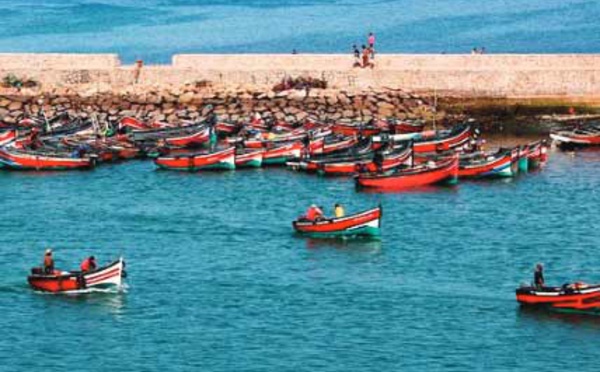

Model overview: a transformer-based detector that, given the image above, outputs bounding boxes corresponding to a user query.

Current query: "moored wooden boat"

[0,147,96,171]
[164,126,210,147]
[308,136,358,156]
[550,127,600,147]
[516,283,600,314]
[318,146,411,176]
[235,148,264,168]
[155,146,235,171]
[293,206,382,238]
[262,142,304,165]
[356,156,458,190]
[525,140,549,169]
[413,125,471,153]
[28,257,125,293]
[459,150,513,178]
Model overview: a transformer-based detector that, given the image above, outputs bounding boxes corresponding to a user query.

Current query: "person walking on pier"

[367,32,376,59]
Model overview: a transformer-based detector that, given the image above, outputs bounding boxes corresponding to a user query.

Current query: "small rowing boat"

[356,156,458,190]
[28,257,126,293]
[154,147,235,171]
[293,206,382,238]
[516,283,600,315]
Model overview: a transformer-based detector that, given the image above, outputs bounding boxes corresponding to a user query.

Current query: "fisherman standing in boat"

[534,263,545,289]
[334,203,345,218]
[80,256,97,272]
[43,248,54,274]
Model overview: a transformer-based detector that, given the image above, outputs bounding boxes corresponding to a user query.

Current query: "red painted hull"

[332,123,381,137]
[319,147,411,176]
[28,258,125,293]
[309,136,358,155]
[262,142,304,163]
[458,152,512,178]
[0,148,94,170]
[235,149,264,167]
[293,206,381,235]
[391,121,425,134]
[165,126,210,147]
[356,156,458,190]
[119,116,149,130]
[215,122,239,135]
[155,147,235,171]
[413,126,471,153]
[516,284,600,311]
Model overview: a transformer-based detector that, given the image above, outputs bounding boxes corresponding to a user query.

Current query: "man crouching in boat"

[304,204,324,221]
[80,256,97,272]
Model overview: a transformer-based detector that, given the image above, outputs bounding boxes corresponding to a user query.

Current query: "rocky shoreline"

[1,84,599,132]
[0,84,441,126]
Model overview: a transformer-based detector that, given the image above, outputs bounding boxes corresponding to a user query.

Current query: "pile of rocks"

[0,83,441,125]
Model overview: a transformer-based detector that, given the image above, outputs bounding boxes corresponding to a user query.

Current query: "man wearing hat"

[43,248,54,275]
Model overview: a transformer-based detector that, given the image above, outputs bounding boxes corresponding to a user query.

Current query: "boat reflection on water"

[37,287,128,317]
[303,236,383,254]
[517,306,600,329]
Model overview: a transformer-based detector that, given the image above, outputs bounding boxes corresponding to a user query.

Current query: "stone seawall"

[0,53,599,125]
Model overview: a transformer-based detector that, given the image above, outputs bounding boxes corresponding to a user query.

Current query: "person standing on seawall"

[368,32,376,59]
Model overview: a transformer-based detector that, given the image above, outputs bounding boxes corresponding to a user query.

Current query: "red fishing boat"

[293,206,382,238]
[525,140,549,169]
[262,142,304,165]
[516,283,600,314]
[119,116,150,131]
[235,148,263,168]
[164,126,210,147]
[155,146,235,171]
[0,148,96,171]
[215,121,240,135]
[550,126,600,147]
[413,125,471,153]
[129,123,208,147]
[308,136,358,156]
[459,150,514,178]
[356,156,459,190]
[318,146,411,176]
[28,257,126,293]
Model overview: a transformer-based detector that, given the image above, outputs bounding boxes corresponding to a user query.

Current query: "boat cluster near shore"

[7,111,600,317]
[0,112,554,192]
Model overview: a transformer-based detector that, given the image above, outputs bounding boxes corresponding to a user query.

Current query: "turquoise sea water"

[1,147,600,371]
[0,0,598,62]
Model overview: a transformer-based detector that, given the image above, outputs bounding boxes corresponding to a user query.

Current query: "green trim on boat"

[518,157,529,173]
[297,226,381,239]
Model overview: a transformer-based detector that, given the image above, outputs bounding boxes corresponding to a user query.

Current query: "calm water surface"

[1,145,599,371]
[0,0,598,62]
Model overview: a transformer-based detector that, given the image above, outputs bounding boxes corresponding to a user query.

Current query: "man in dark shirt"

[534,263,544,289]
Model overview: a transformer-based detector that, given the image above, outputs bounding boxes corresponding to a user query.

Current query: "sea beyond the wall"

[0,0,599,63]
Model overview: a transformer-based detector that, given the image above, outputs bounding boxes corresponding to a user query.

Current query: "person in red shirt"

[305,204,324,221]
[80,256,97,272]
